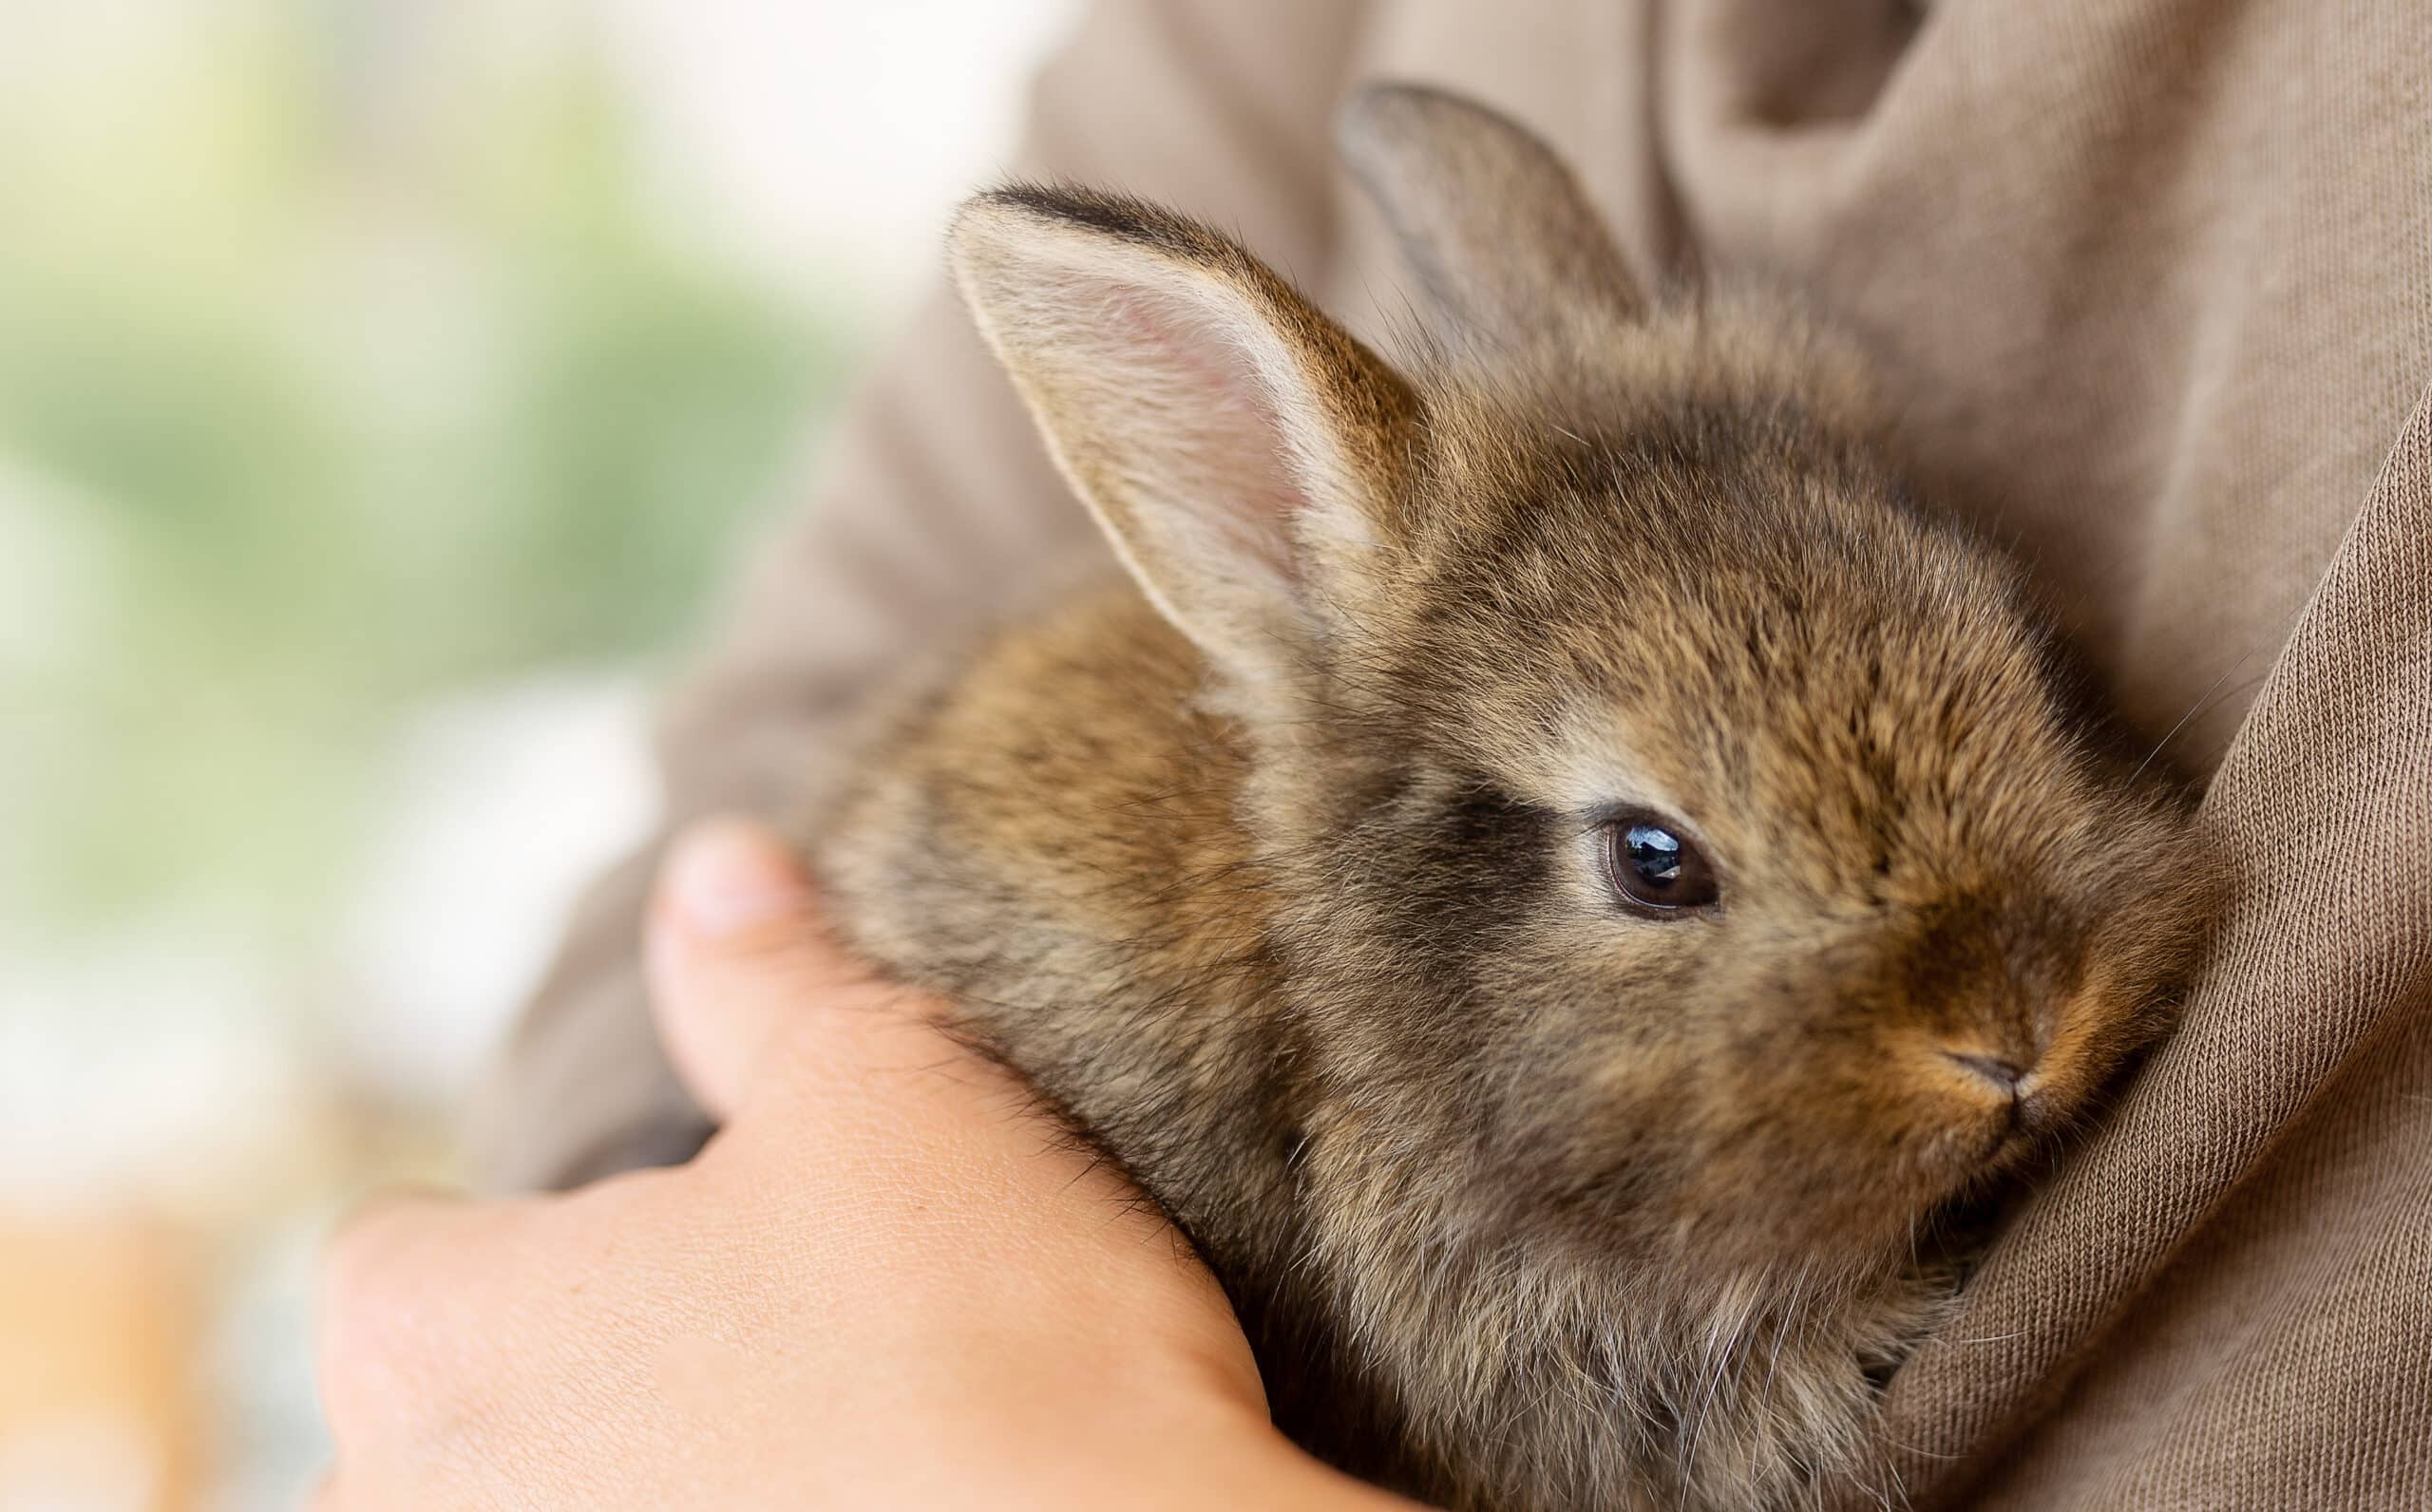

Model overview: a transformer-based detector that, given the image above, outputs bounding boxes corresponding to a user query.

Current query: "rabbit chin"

[1534,1098,2046,1282]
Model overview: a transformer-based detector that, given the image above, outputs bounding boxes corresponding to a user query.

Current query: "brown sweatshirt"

[473,3,2432,1505]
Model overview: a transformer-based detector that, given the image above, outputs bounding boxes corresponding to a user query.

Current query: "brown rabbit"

[810,85,2217,1512]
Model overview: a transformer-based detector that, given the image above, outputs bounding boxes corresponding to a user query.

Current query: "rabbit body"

[809,87,2214,1512]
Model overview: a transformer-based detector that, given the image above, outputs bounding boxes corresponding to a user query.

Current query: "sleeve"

[466,0,1377,1190]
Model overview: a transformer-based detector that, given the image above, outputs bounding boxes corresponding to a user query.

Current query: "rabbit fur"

[807,85,2217,1512]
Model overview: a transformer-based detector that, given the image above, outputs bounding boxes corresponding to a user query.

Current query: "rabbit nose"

[1946,1051,2028,1097]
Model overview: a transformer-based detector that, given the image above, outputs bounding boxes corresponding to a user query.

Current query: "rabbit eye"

[1603,813,1720,914]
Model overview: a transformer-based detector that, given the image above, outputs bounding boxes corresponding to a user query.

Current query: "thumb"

[646,816,889,1118]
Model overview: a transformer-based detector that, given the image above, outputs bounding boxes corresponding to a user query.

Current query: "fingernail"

[666,819,808,937]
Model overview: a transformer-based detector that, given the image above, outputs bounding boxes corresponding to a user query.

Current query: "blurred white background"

[0,2,1078,1506]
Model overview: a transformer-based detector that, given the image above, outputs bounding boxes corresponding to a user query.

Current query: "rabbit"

[807,84,2219,1512]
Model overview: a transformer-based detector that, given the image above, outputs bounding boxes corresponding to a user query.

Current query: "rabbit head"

[947,85,2215,1318]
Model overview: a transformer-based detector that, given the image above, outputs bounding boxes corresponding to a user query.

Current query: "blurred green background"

[0,7,838,944]
[0,2,1070,1506]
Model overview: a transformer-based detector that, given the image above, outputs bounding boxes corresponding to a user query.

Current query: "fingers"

[645,816,902,1119]
[316,1187,490,1437]
[321,1186,476,1314]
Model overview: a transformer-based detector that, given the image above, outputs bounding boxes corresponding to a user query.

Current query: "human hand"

[315,817,1418,1509]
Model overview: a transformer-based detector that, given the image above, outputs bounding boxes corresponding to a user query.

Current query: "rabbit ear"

[950,185,1416,692]
[1337,84,1642,350]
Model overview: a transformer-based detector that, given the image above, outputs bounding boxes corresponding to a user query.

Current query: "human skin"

[314,818,1419,1510]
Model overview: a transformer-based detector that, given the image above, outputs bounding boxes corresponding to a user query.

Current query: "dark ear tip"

[960,181,1114,234]
[966,179,1078,215]
[954,180,1206,263]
